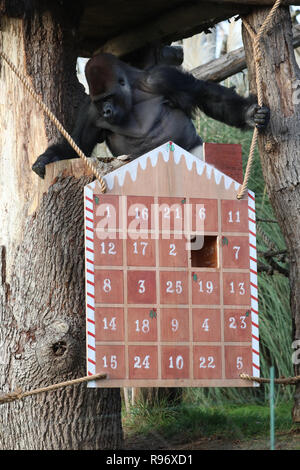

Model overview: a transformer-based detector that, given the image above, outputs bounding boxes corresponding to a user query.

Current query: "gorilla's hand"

[32,151,61,179]
[245,104,270,131]
[32,154,47,179]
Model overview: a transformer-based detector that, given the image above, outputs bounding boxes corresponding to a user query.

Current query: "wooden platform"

[76,0,298,57]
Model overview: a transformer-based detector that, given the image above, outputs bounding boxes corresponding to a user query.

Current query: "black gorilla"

[32,52,269,178]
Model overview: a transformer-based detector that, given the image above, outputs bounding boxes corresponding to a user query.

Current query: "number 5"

[236,356,243,370]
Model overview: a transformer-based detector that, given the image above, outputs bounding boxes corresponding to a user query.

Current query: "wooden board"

[85,142,259,388]
[204,142,243,184]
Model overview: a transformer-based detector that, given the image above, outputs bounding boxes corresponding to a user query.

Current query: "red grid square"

[160,308,189,342]
[159,271,189,305]
[96,345,125,379]
[128,308,158,341]
[224,309,252,342]
[225,346,252,378]
[127,270,156,304]
[94,195,120,232]
[94,270,123,304]
[190,198,218,232]
[94,238,123,266]
[192,308,221,342]
[127,238,156,266]
[128,345,158,379]
[223,272,251,306]
[158,197,186,232]
[221,200,249,233]
[94,307,124,341]
[159,235,188,267]
[221,236,249,269]
[192,272,220,305]
[127,196,154,232]
[193,346,222,379]
[161,346,190,379]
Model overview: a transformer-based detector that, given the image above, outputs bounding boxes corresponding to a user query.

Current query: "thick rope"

[240,373,300,385]
[237,0,281,200]
[0,50,107,193]
[0,373,107,405]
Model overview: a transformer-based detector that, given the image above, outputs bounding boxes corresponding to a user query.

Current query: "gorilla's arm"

[139,65,269,130]
[32,96,105,178]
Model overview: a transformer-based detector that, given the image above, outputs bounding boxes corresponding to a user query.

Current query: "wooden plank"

[92,3,246,57]
[78,0,299,56]
[204,143,243,184]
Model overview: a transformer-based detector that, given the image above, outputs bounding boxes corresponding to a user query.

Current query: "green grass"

[123,400,297,444]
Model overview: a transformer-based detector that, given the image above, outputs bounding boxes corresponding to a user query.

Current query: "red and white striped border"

[248,189,260,385]
[84,186,96,386]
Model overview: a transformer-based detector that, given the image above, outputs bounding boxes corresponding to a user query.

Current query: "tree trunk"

[242,6,300,421]
[0,6,122,449]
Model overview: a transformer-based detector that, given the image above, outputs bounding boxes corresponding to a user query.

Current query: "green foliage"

[123,401,296,444]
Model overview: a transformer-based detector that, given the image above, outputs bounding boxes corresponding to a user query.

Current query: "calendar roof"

[87,142,248,201]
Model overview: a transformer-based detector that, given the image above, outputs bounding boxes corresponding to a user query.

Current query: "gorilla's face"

[85,54,133,126]
[92,73,132,125]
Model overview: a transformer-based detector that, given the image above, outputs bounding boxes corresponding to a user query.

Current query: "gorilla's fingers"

[32,160,46,179]
[253,105,270,130]
[254,116,268,123]
[31,153,54,179]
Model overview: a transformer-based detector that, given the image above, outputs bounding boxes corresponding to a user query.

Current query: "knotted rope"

[0,373,107,405]
[0,50,107,193]
[237,0,282,199]
[240,373,300,385]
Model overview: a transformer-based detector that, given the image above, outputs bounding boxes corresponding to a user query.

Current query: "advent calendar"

[84,142,259,387]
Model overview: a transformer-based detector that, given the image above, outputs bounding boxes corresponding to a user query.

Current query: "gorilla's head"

[85,53,133,126]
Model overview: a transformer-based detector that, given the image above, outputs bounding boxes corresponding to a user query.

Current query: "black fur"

[32,53,270,178]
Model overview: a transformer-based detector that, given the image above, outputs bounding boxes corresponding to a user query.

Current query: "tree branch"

[258,249,288,258]
[192,24,300,82]
[256,217,278,223]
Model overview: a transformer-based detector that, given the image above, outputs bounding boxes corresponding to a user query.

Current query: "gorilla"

[32,51,269,178]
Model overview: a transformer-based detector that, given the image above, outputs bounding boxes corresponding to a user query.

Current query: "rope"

[0,373,107,405]
[0,50,107,193]
[240,373,300,385]
[237,0,282,200]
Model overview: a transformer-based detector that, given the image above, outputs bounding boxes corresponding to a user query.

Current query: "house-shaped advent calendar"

[84,142,259,388]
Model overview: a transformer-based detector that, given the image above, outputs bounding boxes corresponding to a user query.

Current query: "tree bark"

[242,6,300,421]
[0,6,122,449]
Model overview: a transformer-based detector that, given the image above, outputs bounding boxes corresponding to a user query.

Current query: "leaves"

[149,309,157,319]
[222,236,229,246]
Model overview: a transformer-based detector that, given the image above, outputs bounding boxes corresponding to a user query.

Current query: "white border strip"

[248,190,260,385]
[84,186,96,387]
